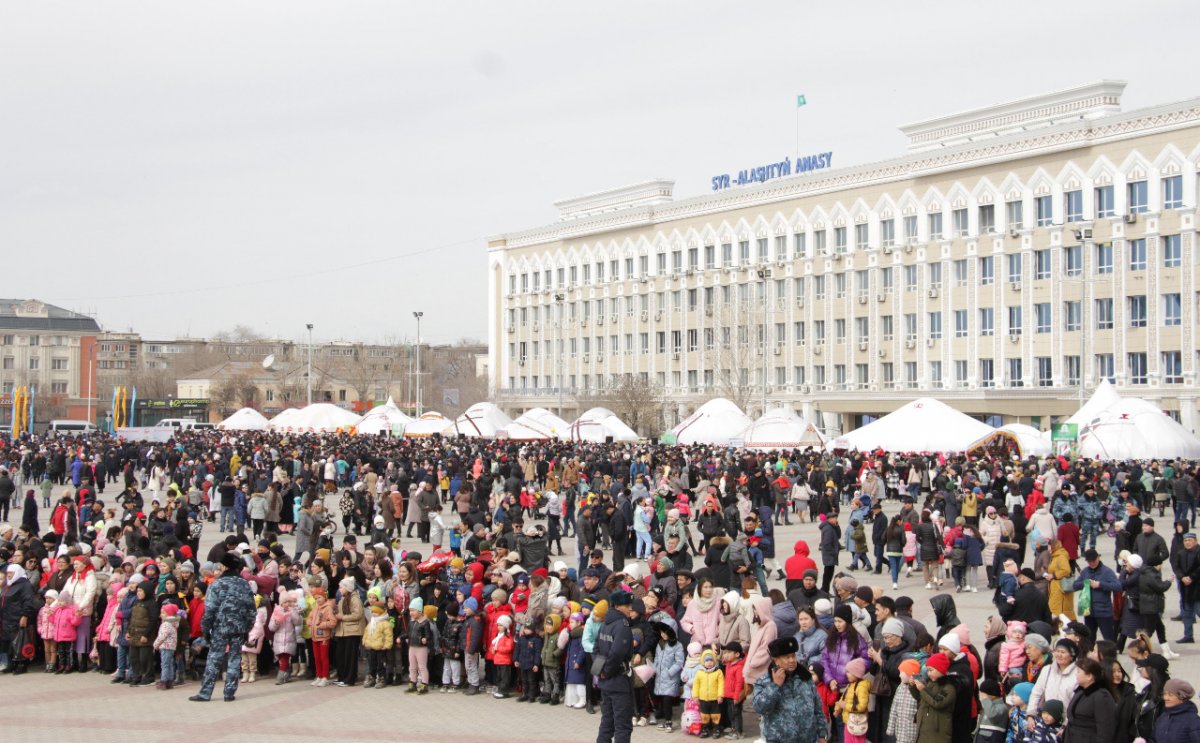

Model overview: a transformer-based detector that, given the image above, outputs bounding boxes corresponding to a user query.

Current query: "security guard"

[594,589,636,743]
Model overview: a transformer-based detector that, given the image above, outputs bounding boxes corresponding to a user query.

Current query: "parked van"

[47,419,98,434]
[154,418,197,429]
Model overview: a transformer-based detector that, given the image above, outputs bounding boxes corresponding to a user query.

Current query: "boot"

[537,692,551,703]
[404,682,418,694]
[276,670,290,685]
[549,693,561,706]
[464,685,478,696]
[417,683,428,695]
[586,700,595,714]
[700,724,712,739]
[363,675,374,689]
[249,670,257,683]
[155,681,167,690]
[1161,642,1181,660]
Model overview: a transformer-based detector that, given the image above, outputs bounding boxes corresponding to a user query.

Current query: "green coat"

[910,677,956,743]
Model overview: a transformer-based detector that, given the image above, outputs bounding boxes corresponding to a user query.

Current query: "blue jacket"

[514,631,543,670]
[795,624,827,666]
[565,630,588,685]
[751,672,827,743]
[593,611,634,692]
[1155,699,1200,743]
[651,640,684,696]
[1072,561,1122,619]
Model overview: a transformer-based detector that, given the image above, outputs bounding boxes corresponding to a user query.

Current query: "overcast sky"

[4,1,1198,346]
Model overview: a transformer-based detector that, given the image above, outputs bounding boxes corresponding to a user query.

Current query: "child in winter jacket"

[405,597,436,693]
[974,678,1009,743]
[950,539,969,592]
[362,597,394,689]
[997,621,1027,677]
[268,589,303,685]
[719,642,747,738]
[240,594,267,683]
[490,613,515,698]
[38,589,59,673]
[563,612,588,708]
[680,641,703,701]
[836,657,871,743]
[650,622,684,731]
[537,614,564,704]
[903,523,918,577]
[50,591,83,673]
[440,604,464,691]
[691,649,725,738]
[460,597,484,694]
[811,662,840,722]
[153,604,181,689]
[1026,699,1063,743]
[514,613,544,702]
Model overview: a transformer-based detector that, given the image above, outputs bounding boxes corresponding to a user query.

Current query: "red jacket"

[784,541,817,580]
[188,597,206,640]
[721,658,746,701]
[483,602,513,660]
[491,630,514,666]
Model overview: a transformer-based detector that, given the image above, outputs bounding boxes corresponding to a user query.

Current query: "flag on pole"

[796,94,807,107]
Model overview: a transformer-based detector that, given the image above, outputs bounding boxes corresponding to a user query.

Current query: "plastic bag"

[1076,580,1092,617]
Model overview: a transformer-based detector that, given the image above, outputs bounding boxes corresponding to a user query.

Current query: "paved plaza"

[2,494,1196,742]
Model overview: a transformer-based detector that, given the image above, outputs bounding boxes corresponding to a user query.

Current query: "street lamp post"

[306,324,314,406]
[413,312,424,416]
[756,268,772,416]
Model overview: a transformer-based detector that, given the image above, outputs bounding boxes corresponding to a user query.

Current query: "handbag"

[10,625,35,662]
[846,712,869,736]
[870,665,893,698]
[1059,576,1077,593]
[589,652,609,677]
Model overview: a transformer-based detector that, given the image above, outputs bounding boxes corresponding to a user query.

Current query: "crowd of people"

[0,428,1198,743]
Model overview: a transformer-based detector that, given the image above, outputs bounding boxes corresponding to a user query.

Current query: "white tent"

[967,423,1052,457]
[280,403,362,433]
[356,397,413,436]
[266,407,302,430]
[1077,397,1200,460]
[218,407,269,431]
[498,420,552,441]
[513,408,571,440]
[669,398,754,446]
[569,407,640,443]
[826,397,995,453]
[1066,379,1122,427]
[741,406,825,450]
[454,402,513,438]
[403,411,455,437]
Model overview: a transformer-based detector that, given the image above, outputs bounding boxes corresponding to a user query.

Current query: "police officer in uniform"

[594,590,636,743]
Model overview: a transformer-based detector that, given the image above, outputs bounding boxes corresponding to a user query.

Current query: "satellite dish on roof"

[262,354,275,370]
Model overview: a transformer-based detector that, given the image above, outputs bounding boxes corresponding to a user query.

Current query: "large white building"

[487,82,1200,436]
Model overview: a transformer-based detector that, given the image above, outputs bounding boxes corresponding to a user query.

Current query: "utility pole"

[757,268,772,416]
[413,312,424,416]
[554,294,564,417]
[306,324,313,406]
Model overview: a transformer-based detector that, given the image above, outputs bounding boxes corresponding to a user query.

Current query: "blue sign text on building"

[711,152,833,191]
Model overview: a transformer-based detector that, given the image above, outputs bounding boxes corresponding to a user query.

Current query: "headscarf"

[5,564,27,582]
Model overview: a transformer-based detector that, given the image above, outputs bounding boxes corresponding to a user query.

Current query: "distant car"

[154,418,197,429]
[47,419,98,434]
[186,422,216,430]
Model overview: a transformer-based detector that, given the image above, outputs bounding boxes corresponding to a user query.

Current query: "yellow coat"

[1047,546,1075,620]
[692,665,725,702]
[841,678,871,723]
[362,612,394,651]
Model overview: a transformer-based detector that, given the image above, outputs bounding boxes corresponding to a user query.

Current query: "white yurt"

[454,402,513,438]
[1066,379,1122,426]
[356,397,413,436]
[403,411,455,437]
[498,420,552,441]
[668,398,754,446]
[826,397,994,453]
[513,408,571,440]
[1077,397,1200,460]
[967,423,1052,458]
[741,406,824,450]
[218,407,269,431]
[283,403,362,433]
[266,407,302,430]
[569,407,640,443]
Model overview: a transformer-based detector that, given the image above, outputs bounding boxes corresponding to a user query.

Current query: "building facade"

[487,82,1200,435]
[0,299,100,424]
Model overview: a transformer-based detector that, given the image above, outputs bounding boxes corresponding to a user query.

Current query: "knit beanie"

[881,618,905,637]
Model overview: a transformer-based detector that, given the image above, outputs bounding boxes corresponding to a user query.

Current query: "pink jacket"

[743,597,778,685]
[680,590,724,647]
[97,586,125,645]
[51,604,83,643]
[37,604,56,641]
[998,639,1027,674]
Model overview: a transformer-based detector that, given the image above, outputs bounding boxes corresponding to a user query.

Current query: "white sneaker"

[925,582,932,589]
[971,587,978,592]
[310,679,321,686]
[893,583,899,590]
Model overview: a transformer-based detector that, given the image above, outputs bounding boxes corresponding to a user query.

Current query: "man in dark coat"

[1000,568,1053,624]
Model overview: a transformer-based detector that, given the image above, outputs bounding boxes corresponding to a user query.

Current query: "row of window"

[508,236,1186,325]
[0,380,70,394]
[0,334,71,347]
[1,357,71,371]
[508,350,1185,392]
[508,178,1188,292]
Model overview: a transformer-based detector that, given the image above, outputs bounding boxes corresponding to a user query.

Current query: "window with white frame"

[1163,351,1183,383]
[834,227,847,252]
[928,262,942,289]
[903,265,917,292]
[1095,298,1113,330]
[1007,358,1024,387]
[1064,301,1081,331]
[1095,185,1115,218]
[952,208,968,237]
[854,223,868,250]
[1065,356,1081,386]
[980,358,995,387]
[1127,181,1148,214]
[929,311,942,340]
[954,259,968,287]
[954,309,968,338]
[1035,249,1051,280]
[1035,195,1053,226]
[1007,305,1023,335]
[1006,200,1023,229]
[1034,303,1052,333]
[1064,245,1082,277]
[1129,239,1147,271]
[1163,175,1183,210]
[1095,353,1114,382]
[1163,234,1181,267]
[793,233,806,259]
[979,307,994,336]
[757,238,769,262]
[928,212,943,240]
[904,313,917,341]
[880,219,895,247]
[1064,190,1083,222]
[903,215,918,241]
[1007,253,1022,282]
[1128,352,1148,384]
[1096,243,1113,274]
[978,204,995,234]
[1036,357,1053,387]
[955,360,968,383]
[1163,293,1182,326]
[979,256,994,285]
[1128,295,1147,328]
